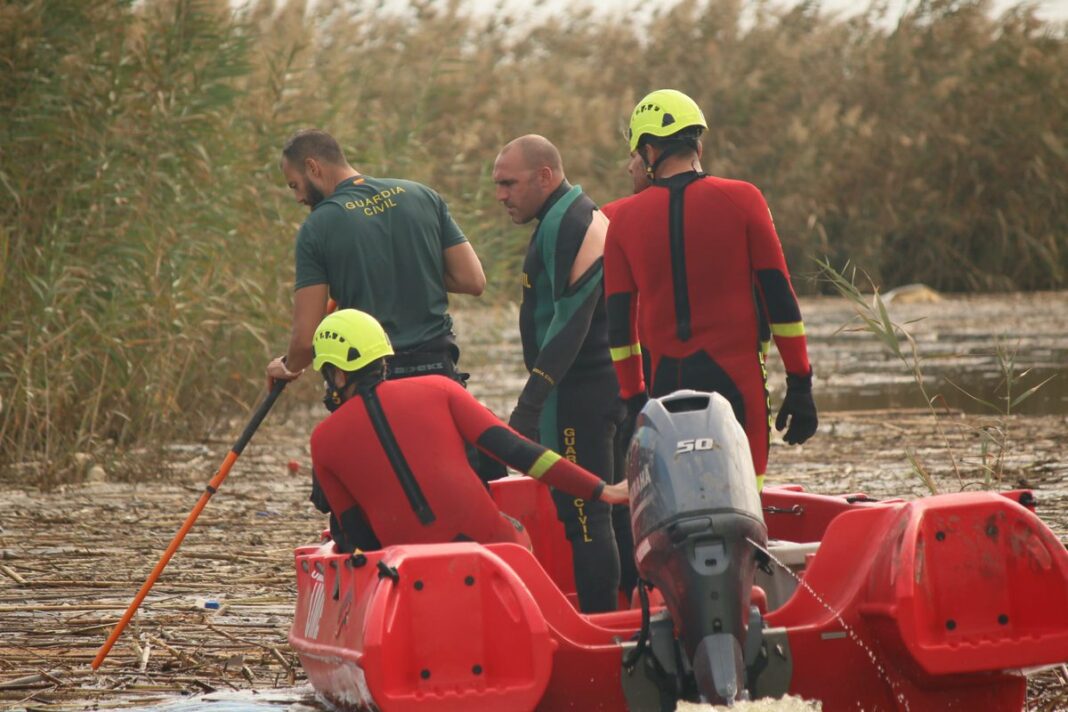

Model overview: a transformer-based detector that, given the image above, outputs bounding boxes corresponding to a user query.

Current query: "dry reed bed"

[3,0,1067,478]
[0,420,322,710]
[1,405,1066,709]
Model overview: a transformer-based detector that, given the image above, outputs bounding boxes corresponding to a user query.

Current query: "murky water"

[453,294,1068,416]
[814,365,1067,414]
[796,293,1068,416]
[748,537,907,711]
[119,686,325,712]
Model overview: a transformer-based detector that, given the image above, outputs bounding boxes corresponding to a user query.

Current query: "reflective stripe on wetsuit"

[474,424,605,501]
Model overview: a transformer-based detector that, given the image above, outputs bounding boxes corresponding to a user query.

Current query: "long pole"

[91,380,287,670]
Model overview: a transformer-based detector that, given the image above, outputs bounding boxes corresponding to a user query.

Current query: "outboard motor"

[626,391,768,705]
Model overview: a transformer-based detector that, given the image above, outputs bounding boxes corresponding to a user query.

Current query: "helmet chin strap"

[641,141,691,180]
[640,146,660,180]
[321,363,385,412]
[321,365,348,412]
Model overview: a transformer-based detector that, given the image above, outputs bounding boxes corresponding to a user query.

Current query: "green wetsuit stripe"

[534,185,583,345]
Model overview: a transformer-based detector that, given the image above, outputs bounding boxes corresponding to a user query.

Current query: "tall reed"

[0,0,285,483]
[1,0,1064,483]
[816,258,1054,492]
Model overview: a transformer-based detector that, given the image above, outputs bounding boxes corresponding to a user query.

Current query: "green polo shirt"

[294,175,467,350]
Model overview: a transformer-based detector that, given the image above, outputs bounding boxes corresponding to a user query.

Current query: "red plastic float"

[290,477,1068,711]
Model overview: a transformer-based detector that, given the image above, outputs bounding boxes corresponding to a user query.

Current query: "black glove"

[508,399,541,442]
[775,372,818,445]
[618,392,650,452]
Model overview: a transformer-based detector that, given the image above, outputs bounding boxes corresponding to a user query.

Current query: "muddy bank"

[1,293,1066,709]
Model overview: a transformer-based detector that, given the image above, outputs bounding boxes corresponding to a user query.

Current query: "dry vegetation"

[1,0,1066,478]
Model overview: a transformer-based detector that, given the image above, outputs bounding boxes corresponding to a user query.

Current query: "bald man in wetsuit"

[492,135,632,613]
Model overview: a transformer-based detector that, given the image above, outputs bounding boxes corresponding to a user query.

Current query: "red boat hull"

[289,480,1068,711]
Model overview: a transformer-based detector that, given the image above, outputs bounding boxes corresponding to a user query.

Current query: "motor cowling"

[627,391,768,703]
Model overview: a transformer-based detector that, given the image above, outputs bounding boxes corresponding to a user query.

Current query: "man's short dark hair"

[282,129,347,167]
[638,125,703,154]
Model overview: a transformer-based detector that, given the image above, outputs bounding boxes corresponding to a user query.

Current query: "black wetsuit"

[516,181,635,613]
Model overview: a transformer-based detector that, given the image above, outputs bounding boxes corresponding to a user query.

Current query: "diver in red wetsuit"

[604,89,818,488]
[307,309,628,552]
[601,148,772,409]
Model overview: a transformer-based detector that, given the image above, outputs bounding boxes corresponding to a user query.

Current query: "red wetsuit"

[603,173,810,479]
[311,375,607,547]
[600,196,634,221]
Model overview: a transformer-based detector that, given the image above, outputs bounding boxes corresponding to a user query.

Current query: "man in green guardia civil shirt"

[266,129,486,386]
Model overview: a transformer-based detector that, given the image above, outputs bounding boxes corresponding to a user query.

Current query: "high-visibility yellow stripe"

[756,474,765,492]
[528,450,561,479]
[771,321,805,337]
[610,343,641,362]
[531,367,555,386]
[760,339,771,357]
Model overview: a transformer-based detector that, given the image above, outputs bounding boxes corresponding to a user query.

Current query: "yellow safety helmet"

[627,89,707,153]
[311,309,394,373]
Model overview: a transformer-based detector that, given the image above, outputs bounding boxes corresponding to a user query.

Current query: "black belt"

[388,334,467,384]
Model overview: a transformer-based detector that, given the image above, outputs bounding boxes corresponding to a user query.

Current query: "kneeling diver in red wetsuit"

[307,309,629,552]
[604,89,818,489]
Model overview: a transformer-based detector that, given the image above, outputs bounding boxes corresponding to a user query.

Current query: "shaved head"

[493,134,568,225]
[499,134,564,175]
